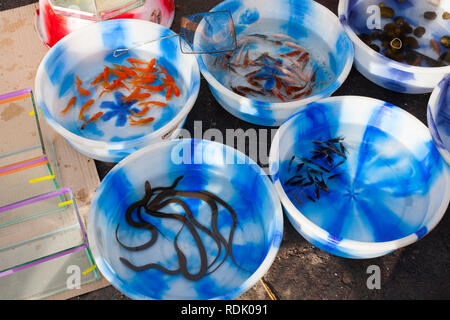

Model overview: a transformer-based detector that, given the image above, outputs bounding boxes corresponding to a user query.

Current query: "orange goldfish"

[61,96,76,114]
[128,116,155,126]
[139,101,168,107]
[130,106,150,117]
[81,112,103,130]
[79,99,95,121]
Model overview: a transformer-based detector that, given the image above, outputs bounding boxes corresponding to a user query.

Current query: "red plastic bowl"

[35,0,175,47]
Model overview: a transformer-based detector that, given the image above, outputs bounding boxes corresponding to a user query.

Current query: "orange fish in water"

[81,112,103,130]
[141,85,165,92]
[139,101,168,107]
[121,88,141,103]
[139,74,158,81]
[132,67,151,73]
[430,39,441,56]
[243,48,250,67]
[90,73,105,86]
[100,80,111,89]
[130,106,150,117]
[146,58,156,72]
[128,116,155,126]
[272,88,285,102]
[285,50,303,57]
[297,52,309,63]
[134,93,152,101]
[98,79,122,97]
[412,55,423,66]
[110,69,128,79]
[158,64,175,83]
[158,66,179,97]
[98,89,110,98]
[172,83,180,97]
[131,74,158,85]
[161,73,175,85]
[292,87,312,100]
[285,85,306,94]
[284,41,308,52]
[276,78,282,90]
[74,75,91,96]
[120,66,138,78]
[107,79,128,91]
[127,58,148,66]
[133,77,157,84]
[131,79,157,87]
[61,96,76,114]
[165,86,173,101]
[127,87,141,96]
[118,81,130,91]
[74,75,82,86]
[103,66,110,83]
[79,99,95,121]
[77,85,91,96]
[141,79,159,85]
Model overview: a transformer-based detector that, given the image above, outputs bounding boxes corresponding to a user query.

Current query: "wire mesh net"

[113,11,236,57]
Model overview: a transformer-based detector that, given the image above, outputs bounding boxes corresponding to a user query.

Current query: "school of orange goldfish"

[61,57,180,130]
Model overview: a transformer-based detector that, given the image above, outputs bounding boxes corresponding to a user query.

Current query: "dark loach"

[116,175,250,281]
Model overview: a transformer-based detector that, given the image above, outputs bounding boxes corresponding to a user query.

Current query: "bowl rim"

[269,95,450,255]
[34,18,200,150]
[196,0,354,111]
[427,74,450,154]
[337,0,450,75]
[87,138,284,300]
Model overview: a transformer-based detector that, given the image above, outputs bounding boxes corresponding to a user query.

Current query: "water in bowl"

[347,0,450,67]
[100,170,268,299]
[51,49,186,142]
[281,123,431,243]
[435,79,450,149]
[204,18,337,103]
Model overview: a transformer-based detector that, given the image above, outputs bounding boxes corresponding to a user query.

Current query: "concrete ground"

[3,0,449,300]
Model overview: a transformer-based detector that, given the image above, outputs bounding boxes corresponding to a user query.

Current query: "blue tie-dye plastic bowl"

[87,139,283,299]
[428,74,450,165]
[197,0,354,127]
[34,19,200,163]
[269,96,450,259]
[338,0,450,94]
